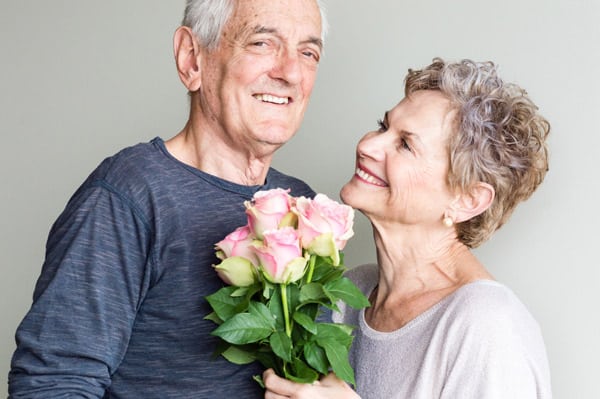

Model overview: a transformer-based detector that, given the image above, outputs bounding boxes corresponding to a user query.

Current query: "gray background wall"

[1,1,598,397]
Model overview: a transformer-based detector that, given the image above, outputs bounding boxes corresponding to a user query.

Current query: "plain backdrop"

[1,1,599,397]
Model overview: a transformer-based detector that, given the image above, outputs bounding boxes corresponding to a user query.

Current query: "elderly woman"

[263,58,552,398]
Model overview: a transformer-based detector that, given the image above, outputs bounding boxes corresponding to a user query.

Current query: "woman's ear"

[173,26,202,92]
[453,182,495,223]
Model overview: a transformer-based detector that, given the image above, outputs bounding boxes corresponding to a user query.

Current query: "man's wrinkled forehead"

[226,0,323,43]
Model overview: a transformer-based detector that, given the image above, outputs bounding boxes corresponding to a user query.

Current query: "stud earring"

[443,216,454,227]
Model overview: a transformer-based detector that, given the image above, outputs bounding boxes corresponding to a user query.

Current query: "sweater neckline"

[151,137,272,197]
[359,279,502,339]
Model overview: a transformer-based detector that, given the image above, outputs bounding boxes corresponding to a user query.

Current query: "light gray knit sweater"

[333,264,552,399]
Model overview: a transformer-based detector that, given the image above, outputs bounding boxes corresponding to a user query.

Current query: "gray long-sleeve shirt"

[9,137,315,398]
[334,263,552,399]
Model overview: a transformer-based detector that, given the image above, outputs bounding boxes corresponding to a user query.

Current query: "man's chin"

[253,127,297,146]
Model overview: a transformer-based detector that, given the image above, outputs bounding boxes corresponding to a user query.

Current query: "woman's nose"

[357,131,387,161]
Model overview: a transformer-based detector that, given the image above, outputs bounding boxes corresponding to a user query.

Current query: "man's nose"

[270,50,302,85]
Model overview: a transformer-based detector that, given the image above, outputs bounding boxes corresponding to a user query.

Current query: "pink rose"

[215,225,257,265]
[293,194,355,265]
[214,257,258,287]
[251,227,307,284]
[245,189,294,239]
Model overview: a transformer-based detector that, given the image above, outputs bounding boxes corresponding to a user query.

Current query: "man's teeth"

[254,94,289,104]
[356,168,386,186]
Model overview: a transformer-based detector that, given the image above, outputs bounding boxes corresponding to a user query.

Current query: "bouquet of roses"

[205,188,370,386]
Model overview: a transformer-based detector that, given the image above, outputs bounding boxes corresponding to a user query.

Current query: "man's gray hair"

[182,0,328,50]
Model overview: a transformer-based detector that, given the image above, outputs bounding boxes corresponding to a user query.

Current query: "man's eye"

[302,50,320,62]
[252,41,268,47]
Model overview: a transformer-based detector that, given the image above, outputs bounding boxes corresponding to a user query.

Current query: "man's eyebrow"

[253,26,323,50]
[302,36,323,50]
[253,26,276,35]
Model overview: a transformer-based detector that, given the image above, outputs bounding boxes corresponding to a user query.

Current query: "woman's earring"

[443,216,454,227]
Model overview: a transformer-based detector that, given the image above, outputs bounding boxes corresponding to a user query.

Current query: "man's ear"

[173,26,202,92]
[453,182,495,223]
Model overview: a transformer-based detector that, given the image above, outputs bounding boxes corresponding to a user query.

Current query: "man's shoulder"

[62,138,170,213]
[81,137,180,196]
[267,167,315,198]
[94,138,162,180]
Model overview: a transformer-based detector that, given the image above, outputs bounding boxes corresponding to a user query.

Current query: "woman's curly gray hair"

[405,58,550,248]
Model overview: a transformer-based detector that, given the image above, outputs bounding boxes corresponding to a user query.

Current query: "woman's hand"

[263,369,361,399]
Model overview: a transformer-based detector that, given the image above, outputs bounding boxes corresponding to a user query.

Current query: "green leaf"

[269,331,292,362]
[303,341,329,375]
[287,283,301,311]
[206,286,248,321]
[296,302,319,320]
[253,375,265,388]
[316,323,354,348]
[299,283,326,302]
[222,346,256,365]
[267,286,285,330]
[248,302,277,330]
[285,357,319,384]
[262,281,275,300]
[204,311,223,325]
[212,312,273,344]
[324,277,371,309]
[319,340,355,386]
[310,257,345,284]
[210,340,231,360]
[309,258,335,281]
[254,348,282,372]
[293,312,318,335]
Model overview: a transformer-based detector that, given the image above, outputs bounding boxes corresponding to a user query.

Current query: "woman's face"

[340,90,457,227]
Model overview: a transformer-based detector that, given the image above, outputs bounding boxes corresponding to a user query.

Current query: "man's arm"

[9,183,152,398]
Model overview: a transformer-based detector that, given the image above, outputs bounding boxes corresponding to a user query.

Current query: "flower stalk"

[306,254,317,283]
[280,283,291,337]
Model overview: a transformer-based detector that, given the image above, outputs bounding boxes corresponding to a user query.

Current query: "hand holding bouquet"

[206,189,370,386]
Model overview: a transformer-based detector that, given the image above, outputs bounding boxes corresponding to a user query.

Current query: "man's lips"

[253,93,290,104]
[355,166,388,187]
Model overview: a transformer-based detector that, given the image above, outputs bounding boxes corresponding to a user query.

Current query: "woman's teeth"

[356,168,386,186]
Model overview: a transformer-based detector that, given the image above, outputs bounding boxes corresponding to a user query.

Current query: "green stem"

[280,284,291,337]
[306,255,317,283]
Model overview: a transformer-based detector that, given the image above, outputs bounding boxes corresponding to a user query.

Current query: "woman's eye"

[399,138,412,152]
[377,119,387,132]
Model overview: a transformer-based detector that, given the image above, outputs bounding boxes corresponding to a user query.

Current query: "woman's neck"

[364,223,493,331]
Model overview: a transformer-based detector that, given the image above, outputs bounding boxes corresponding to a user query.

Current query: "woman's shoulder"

[446,280,543,339]
[442,280,552,396]
[345,263,379,295]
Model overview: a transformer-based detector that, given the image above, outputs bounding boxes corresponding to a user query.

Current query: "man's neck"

[165,124,274,186]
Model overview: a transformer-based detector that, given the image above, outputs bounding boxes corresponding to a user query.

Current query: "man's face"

[197,0,323,157]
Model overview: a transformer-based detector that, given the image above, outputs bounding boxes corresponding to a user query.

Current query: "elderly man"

[8,0,326,397]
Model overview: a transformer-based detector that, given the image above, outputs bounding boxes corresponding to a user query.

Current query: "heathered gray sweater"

[334,263,552,399]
